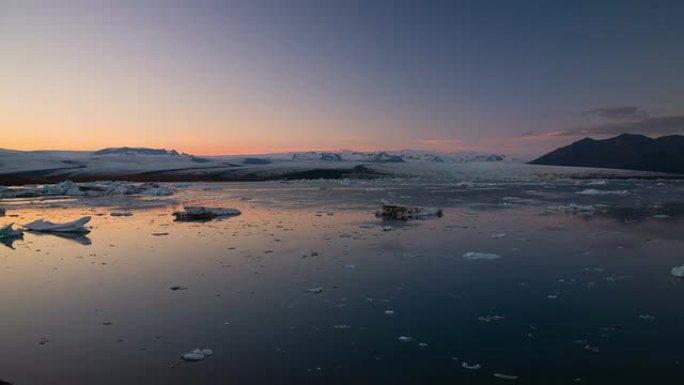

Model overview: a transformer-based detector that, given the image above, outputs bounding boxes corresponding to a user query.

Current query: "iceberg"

[463,251,501,260]
[375,204,443,220]
[24,216,91,233]
[172,206,241,221]
[671,265,684,278]
[0,223,23,238]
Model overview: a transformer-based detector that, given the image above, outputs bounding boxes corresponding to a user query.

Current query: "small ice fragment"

[576,189,630,196]
[200,348,213,356]
[398,336,413,342]
[493,373,519,380]
[307,287,323,294]
[384,310,395,316]
[382,225,395,232]
[462,362,481,370]
[491,233,506,239]
[110,212,133,217]
[418,342,428,348]
[639,314,655,321]
[478,315,504,322]
[463,252,501,260]
[547,294,558,299]
[333,324,351,329]
[584,344,599,353]
[671,266,684,278]
[24,216,91,233]
[344,264,358,269]
[181,349,205,361]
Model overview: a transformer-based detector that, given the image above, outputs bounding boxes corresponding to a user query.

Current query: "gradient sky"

[2,0,684,155]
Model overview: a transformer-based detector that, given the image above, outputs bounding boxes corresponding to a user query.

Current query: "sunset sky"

[2,0,683,155]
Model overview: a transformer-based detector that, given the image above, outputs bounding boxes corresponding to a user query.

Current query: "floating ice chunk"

[24,216,91,233]
[384,310,395,316]
[549,204,596,214]
[42,180,85,196]
[671,265,684,278]
[173,206,241,221]
[463,252,501,261]
[0,223,23,238]
[110,212,133,217]
[397,336,413,343]
[307,287,323,294]
[638,314,655,321]
[382,225,395,231]
[181,348,212,361]
[493,373,519,380]
[375,204,443,221]
[491,233,506,239]
[461,362,481,370]
[418,342,428,348]
[478,315,504,322]
[576,189,630,196]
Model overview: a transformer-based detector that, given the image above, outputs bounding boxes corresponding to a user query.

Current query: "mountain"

[530,134,684,174]
[94,147,181,156]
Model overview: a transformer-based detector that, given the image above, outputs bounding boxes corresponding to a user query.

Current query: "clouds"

[525,107,684,140]
[582,106,650,121]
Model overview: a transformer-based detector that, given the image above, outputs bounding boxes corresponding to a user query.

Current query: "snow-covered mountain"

[93,147,182,156]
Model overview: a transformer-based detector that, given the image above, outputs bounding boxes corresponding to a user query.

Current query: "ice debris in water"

[639,314,656,321]
[24,216,91,233]
[576,189,630,196]
[463,252,501,260]
[173,206,241,221]
[375,204,443,221]
[671,265,684,278]
[461,362,481,370]
[307,287,323,294]
[0,223,23,238]
[478,315,504,322]
[0,180,174,198]
[181,348,213,362]
[398,336,413,342]
[548,204,596,214]
[493,373,519,380]
[491,233,506,239]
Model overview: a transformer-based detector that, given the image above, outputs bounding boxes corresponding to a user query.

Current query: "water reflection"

[28,231,93,246]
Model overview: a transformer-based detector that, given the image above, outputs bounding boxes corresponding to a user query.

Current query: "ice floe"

[375,204,443,220]
[24,216,91,233]
[173,206,241,221]
[181,348,213,362]
[461,362,481,370]
[576,189,630,196]
[0,180,174,199]
[671,265,684,278]
[463,251,501,260]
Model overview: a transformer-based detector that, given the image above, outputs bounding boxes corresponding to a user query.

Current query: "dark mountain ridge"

[531,133,684,174]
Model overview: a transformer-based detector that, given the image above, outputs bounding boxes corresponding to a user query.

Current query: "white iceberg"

[24,216,91,233]
[463,251,501,260]
[173,206,241,221]
[181,348,213,362]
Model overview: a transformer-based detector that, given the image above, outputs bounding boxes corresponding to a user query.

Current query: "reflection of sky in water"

[1,182,684,384]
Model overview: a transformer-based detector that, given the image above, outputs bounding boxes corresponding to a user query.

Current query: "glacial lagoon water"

[1,180,684,384]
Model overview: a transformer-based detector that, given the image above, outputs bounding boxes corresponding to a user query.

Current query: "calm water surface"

[1,181,684,384]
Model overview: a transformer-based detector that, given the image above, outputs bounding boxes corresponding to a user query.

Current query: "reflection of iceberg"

[0,223,24,249]
[30,231,92,245]
[24,216,91,233]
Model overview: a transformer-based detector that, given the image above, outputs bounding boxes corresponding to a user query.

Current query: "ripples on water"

[1,181,684,384]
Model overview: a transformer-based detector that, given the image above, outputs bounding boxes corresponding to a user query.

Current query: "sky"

[1,0,683,155]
